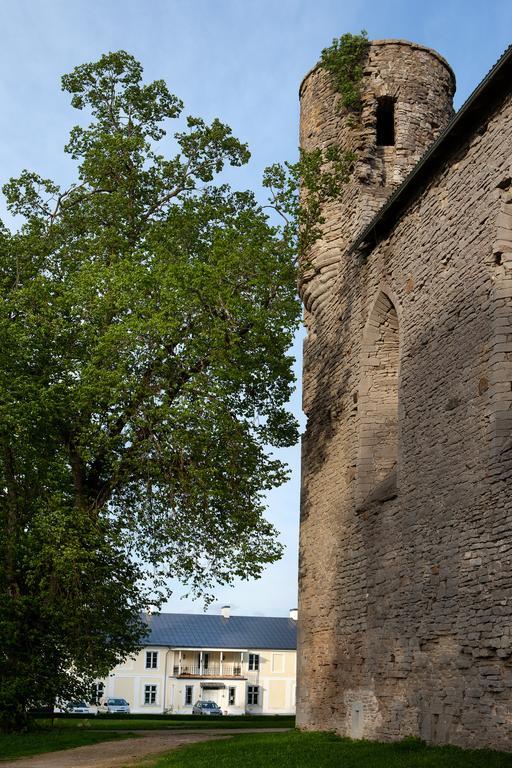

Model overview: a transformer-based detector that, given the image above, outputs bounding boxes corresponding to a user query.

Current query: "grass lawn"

[143,731,512,768]
[36,714,295,730]
[0,728,133,761]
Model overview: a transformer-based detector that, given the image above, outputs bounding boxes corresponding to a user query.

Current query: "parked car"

[68,701,92,715]
[99,698,130,714]
[192,700,223,716]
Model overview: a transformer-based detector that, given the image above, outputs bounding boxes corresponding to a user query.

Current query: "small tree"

[0,51,349,730]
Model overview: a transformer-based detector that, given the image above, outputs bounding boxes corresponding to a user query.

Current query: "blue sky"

[2,0,510,617]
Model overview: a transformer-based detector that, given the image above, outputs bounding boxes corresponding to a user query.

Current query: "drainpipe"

[162,649,171,713]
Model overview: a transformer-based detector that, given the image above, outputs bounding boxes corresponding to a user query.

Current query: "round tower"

[299,39,455,317]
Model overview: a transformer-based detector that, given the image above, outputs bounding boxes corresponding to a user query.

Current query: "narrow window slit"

[376,97,395,146]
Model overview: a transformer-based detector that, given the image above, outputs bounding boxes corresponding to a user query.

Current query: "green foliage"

[146,731,512,768]
[0,50,349,732]
[320,31,369,111]
[263,145,355,261]
[261,35,364,263]
[0,50,306,731]
[0,729,131,760]
[37,713,295,729]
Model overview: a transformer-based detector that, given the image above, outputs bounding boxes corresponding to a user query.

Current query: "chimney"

[221,605,231,619]
[289,608,298,621]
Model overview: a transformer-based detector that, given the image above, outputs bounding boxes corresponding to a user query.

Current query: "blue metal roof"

[142,613,297,650]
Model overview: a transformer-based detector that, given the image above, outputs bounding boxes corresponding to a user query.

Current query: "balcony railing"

[173,664,243,678]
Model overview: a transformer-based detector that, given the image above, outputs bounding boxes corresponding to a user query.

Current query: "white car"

[67,701,92,715]
[192,700,223,716]
[99,697,130,714]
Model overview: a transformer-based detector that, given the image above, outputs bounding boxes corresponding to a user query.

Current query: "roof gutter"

[349,44,512,257]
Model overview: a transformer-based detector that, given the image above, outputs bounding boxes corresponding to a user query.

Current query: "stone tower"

[299,42,455,588]
[297,38,512,749]
[299,40,455,324]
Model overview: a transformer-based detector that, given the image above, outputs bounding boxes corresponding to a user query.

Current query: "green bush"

[320,31,369,111]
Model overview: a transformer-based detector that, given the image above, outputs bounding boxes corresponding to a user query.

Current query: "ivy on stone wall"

[263,145,356,262]
[262,33,367,267]
[320,30,369,112]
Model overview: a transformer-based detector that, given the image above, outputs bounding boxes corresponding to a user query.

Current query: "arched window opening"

[358,293,399,505]
[376,96,395,146]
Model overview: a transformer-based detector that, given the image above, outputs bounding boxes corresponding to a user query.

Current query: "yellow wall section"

[113,678,134,703]
[285,652,296,676]
[268,680,286,709]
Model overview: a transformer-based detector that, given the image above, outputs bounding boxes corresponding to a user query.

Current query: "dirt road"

[1,728,288,768]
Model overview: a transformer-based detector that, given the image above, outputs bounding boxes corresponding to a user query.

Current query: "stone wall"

[299,40,454,323]
[297,39,512,750]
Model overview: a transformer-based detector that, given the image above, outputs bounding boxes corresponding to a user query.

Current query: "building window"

[146,651,158,669]
[228,687,236,705]
[248,653,259,671]
[247,685,259,705]
[185,686,193,706]
[144,684,157,705]
[376,96,395,146]
[90,681,104,705]
[197,652,209,670]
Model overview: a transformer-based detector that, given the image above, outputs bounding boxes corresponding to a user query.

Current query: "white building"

[96,606,297,715]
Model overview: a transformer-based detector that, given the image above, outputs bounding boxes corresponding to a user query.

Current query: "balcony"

[173,663,244,679]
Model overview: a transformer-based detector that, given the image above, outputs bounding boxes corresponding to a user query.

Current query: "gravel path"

[1,728,288,768]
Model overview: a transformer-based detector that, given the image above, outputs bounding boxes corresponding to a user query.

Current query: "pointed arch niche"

[357,291,400,506]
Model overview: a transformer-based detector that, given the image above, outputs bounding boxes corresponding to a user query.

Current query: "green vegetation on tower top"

[320,31,370,111]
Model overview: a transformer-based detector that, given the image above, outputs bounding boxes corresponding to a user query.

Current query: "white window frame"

[145,651,158,669]
[144,684,158,705]
[272,653,284,673]
[248,653,260,671]
[90,681,104,705]
[247,685,259,705]
[228,686,236,705]
[185,685,193,706]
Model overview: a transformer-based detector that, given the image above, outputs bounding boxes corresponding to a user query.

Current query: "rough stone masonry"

[297,39,512,750]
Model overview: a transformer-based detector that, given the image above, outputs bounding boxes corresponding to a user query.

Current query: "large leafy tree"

[0,50,299,730]
[0,51,351,730]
